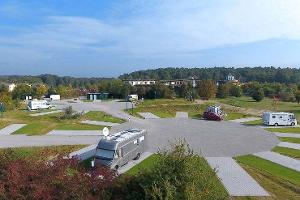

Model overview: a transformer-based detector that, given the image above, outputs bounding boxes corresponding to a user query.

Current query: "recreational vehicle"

[263,112,297,126]
[28,100,52,110]
[127,94,138,102]
[94,129,146,170]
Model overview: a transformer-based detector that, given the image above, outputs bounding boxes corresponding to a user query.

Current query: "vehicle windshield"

[96,148,115,160]
[290,115,295,119]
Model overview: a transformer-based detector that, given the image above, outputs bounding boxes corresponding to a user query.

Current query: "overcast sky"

[0,0,300,77]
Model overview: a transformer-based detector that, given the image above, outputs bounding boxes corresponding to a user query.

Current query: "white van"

[263,112,297,126]
[127,94,138,102]
[28,100,52,111]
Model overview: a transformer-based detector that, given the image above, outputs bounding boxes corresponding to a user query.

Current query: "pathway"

[47,130,103,136]
[175,112,188,118]
[0,135,101,148]
[29,110,62,116]
[0,124,26,135]
[206,157,269,196]
[278,142,300,150]
[81,120,120,127]
[274,132,300,138]
[138,112,160,119]
[254,151,300,172]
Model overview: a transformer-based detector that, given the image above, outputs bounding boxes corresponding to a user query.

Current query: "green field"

[236,155,300,199]
[273,146,300,159]
[125,154,160,175]
[127,98,252,120]
[218,96,300,121]
[243,119,263,125]
[84,111,125,123]
[266,127,300,134]
[0,145,85,160]
[0,110,106,135]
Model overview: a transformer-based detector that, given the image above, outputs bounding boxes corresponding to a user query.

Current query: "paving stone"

[206,157,269,196]
[254,151,300,172]
[138,112,160,119]
[277,142,300,150]
[0,124,27,135]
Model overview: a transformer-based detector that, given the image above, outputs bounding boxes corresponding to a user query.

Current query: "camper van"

[263,112,297,126]
[94,129,146,170]
[127,94,138,102]
[28,100,52,110]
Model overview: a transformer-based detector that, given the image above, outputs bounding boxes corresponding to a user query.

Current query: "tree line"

[120,67,300,84]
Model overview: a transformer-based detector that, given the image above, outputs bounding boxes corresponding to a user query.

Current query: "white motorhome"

[28,100,52,111]
[263,112,297,126]
[94,129,146,170]
[50,94,60,101]
[127,94,138,102]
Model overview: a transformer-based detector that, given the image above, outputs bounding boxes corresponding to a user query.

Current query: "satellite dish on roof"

[103,127,109,137]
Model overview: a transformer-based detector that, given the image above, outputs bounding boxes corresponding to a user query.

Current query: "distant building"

[8,83,16,92]
[123,79,156,86]
[87,92,109,101]
[160,79,185,87]
[226,74,235,81]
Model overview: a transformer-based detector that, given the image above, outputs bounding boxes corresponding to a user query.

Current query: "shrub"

[252,87,264,102]
[229,85,242,97]
[113,141,228,200]
[60,106,82,120]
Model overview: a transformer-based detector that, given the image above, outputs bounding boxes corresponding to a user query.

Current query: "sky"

[0,0,300,77]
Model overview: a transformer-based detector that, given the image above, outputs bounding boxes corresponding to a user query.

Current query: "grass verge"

[266,127,300,134]
[84,111,126,123]
[272,146,300,159]
[279,137,300,144]
[125,154,160,176]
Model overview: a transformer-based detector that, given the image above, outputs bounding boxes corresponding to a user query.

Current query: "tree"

[252,87,264,102]
[217,83,230,98]
[198,80,217,100]
[11,84,31,100]
[0,92,15,110]
[229,85,242,97]
[296,91,300,104]
[33,84,48,99]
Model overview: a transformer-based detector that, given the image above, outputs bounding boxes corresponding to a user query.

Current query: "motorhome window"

[96,149,115,159]
[134,139,138,144]
[280,116,283,119]
[139,136,145,142]
[272,116,276,118]
[290,115,295,119]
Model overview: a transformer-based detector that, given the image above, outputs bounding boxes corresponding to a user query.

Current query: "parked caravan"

[94,129,146,170]
[28,100,52,110]
[263,112,297,126]
[127,94,138,102]
[50,94,60,101]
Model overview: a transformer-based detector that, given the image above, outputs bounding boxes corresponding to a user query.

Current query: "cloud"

[1,0,300,76]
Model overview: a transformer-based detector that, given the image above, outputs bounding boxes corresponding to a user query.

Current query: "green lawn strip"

[55,123,105,130]
[125,154,160,176]
[224,112,251,120]
[243,119,263,125]
[236,155,300,188]
[84,111,126,123]
[14,122,57,135]
[272,146,300,160]
[266,127,300,134]
[0,145,86,160]
[279,137,300,144]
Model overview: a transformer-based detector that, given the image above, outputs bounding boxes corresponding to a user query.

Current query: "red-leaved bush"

[0,150,117,200]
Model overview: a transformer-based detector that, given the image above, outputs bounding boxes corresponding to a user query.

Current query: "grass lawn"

[266,127,300,134]
[84,111,125,123]
[273,146,300,160]
[125,154,160,176]
[1,109,106,135]
[279,137,300,144]
[243,119,263,125]
[219,96,300,121]
[224,112,251,120]
[236,155,300,199]
[0,145,85,160]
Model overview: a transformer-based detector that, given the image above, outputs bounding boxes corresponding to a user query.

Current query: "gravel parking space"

[175,112,188,118]
[138,112,160,119]
[112,118,279,157]
[47,130,103,136]
[274,133,300,138]
[206,157,269,196]
[254,151,300,172]
[278,142,300,150]
[81,120,120,127]
[0,124,27,135]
